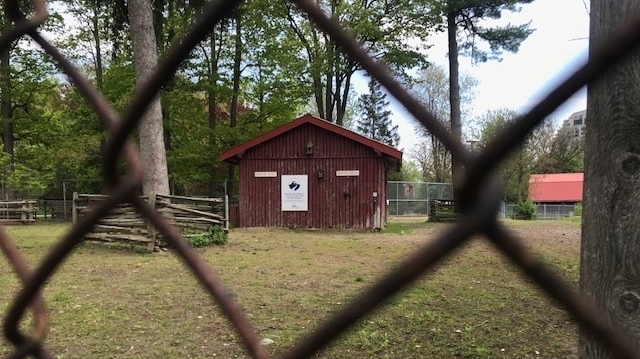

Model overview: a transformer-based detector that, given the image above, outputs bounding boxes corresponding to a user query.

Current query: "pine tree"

[438,0,535,194]
[356,79,400,147]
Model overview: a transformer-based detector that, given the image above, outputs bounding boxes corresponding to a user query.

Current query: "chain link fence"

[386,181,453,216]
[2,0,640,358]
[504,203,580,219]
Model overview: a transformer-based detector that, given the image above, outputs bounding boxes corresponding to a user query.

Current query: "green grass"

[381,220,428,234]
[0,220,580,358]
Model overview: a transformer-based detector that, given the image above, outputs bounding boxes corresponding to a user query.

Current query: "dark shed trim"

[219,114,402,170]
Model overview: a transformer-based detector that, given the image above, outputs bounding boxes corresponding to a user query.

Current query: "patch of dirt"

[507,221,581,253]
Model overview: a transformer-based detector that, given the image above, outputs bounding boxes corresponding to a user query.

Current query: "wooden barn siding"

[238,123,389,228]
[239,158,386,228]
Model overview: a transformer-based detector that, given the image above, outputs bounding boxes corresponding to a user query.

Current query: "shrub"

[185,226,228,247]
[574,202,582,216]
[514,200,536,220]
[208,225,228,245]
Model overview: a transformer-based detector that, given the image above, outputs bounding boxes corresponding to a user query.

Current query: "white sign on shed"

[281,175,308,211]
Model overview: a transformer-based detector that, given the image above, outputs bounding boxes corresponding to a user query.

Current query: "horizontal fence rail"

[1,0,640,358]
[0,201,36,223]
[72,193,227,251]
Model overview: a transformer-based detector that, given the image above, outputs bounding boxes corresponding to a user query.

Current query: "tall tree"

[436,0,534,194]
[0,1,62,198]
[0,8,12,199]
[128,0,170,195]
[135,0,312,196]
[61,0,130,85]
[534,124,583,174]
[409,64,477,182]
[356,79,399,147]
[476,108,537,203]
[285,0,433,126]
[225,7,243,199]
[580,1,640,357]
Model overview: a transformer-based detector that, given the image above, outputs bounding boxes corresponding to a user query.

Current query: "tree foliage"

[535,125,584,173]
[477,108,540,202]
[408,64,477,182]
[284,0,435,125]
[0,0,549,204]
[476,108,584,202]
[450,0,536,63]
[53,0,313,196]
[388,160,421,182]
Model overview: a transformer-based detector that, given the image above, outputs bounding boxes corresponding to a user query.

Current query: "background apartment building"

[562,110,586,141]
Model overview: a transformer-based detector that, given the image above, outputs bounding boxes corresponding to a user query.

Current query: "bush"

[185,226,228,247]
[574,202,582,216]
[514,200,536,220]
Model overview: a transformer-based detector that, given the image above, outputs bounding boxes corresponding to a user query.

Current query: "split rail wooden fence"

[428,199,460,222]
[0,200,37,223]
[72,193,228,251]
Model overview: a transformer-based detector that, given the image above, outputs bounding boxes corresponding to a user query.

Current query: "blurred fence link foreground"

[3,0,640,358]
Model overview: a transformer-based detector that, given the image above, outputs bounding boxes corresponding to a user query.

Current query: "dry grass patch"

[0,219,580,358]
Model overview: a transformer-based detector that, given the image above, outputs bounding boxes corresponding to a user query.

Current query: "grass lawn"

[0,219,581,358]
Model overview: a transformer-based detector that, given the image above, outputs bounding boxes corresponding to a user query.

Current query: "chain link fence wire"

[387,181,453,216]
[3,0,640,358]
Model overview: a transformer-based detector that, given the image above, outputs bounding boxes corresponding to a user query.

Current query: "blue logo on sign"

[289,181,301,191]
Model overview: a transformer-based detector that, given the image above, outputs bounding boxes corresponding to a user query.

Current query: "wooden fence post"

[72,192,78,224]
[28,201,34,222]
[224,194,229,231]
[146,193,156,252]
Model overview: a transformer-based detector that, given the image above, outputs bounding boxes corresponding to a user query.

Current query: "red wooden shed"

[220,114,402,229]
[529,173,584,203]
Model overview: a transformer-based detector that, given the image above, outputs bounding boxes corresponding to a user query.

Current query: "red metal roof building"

[529,173,584,203]
[220,114,402,229]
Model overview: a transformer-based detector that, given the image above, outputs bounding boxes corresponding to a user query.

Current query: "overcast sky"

[387,0,591,152]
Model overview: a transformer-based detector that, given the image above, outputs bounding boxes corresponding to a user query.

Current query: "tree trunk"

[337,68,353,125]
[153,0,164,51]
[208,31,219,197]
[128,0,170,196]
[111,0,128,61]
[580,1,640,357]
[92,0,103,90]
[0,35,13,200]
[334,54,342,126]
[447,10,462,197]
[324,49,334,123]
[227,9,243,199]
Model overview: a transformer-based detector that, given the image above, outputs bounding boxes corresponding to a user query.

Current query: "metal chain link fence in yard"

[3,0,640,358]
[504,203,580,219]
[386,181,453,216]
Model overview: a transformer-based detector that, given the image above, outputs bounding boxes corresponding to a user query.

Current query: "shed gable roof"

[529,173,584,202]
[219,114,402,166]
